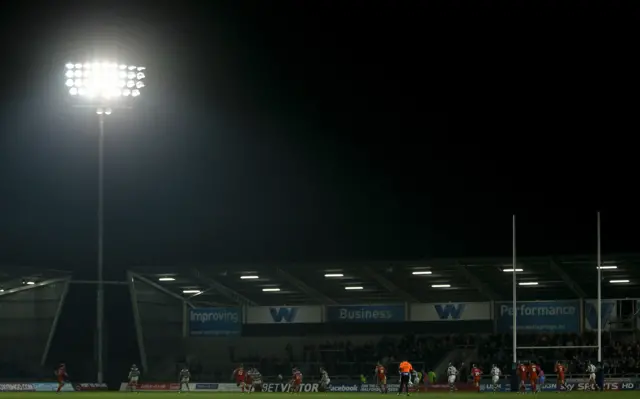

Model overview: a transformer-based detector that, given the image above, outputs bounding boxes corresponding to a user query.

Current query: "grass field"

[0,393,638,399]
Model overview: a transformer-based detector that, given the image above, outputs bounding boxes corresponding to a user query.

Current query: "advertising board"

[0,384,36,392]
[495,301,580,333]
[261,383,319,392]
[424,383,475,392]
[119,382,240,392]
[584,299,616,331]
[360,383,423,392]
[410,302,491,321]
[31,383,76,392]
[74,383,108,391]
[189,307,242,336]
[246,306,322,324]
[326,304,405,322]
[479,378,638,392]
[193,383,240,392]
[0,383,75,392]
[119,382,180,391]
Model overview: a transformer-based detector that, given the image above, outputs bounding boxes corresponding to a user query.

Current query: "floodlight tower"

[64,61,147,383]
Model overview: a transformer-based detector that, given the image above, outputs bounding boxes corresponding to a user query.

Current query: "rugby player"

[554,361,567,392]
[375,362,388,394]
[127,364,141,393]
[528,362,539,394]
[446,363,458,393]
[232,364,247,393]
[247,368,262,393]
[537,365,545,392]
[586,361,599,391]
[179,367,191,393]
[55,363,68,393]
[471,364,482,392]
[517,362,528,394]
[319,367,331,392]
[291,367,303,394]
[490,364,501,393]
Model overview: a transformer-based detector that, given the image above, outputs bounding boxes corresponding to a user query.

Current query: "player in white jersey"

[247,368,262,393]
[319,367,331,391]
[127,364,141,393]
[447,363,458,392]
[586,362,598,391]
[490,364,501,393]
[179,368,191,393]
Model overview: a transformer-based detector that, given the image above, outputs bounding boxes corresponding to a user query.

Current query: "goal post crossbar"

[516,346,598,350]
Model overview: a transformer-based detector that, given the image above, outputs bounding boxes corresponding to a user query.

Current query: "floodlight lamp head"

[65,61,147,106]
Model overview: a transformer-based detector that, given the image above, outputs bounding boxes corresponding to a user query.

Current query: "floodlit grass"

[0,393,638,399]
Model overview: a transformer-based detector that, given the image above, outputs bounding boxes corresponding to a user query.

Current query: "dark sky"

[1,1,638,274]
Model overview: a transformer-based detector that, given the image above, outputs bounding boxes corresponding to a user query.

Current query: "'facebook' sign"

[189,307,242,336]
[495,301,580,333]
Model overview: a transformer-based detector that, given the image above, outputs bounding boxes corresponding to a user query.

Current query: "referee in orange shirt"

[398,360,413,396]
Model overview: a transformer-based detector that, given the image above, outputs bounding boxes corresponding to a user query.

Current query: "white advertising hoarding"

[246,306,322,324]
[410,302,491,321]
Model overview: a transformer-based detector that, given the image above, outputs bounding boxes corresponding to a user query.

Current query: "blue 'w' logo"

[434,304,465,320]
[269,307,298,322]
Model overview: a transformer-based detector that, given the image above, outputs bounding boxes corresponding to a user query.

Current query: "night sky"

[1,1,638,277]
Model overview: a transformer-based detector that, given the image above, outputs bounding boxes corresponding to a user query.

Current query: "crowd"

[187,334,462,380]
[475,333,640,376]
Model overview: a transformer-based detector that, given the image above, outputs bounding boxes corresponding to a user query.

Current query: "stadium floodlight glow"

[518,282,538,286]
[182,289,201,294]
[610,280,629,284]
[66,60,147,385]
[324,273,344,277]
[431,284,450,288]
[412,271,432,275]
[503,268,524,272]
[262,288,280,292]
[240,275,259,279]
[158,277,175,281]
[345,286,363,290]
[64,61,146,101]
[598,265,617,270]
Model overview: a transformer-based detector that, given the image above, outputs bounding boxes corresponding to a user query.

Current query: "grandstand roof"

[0,267,72,295]
[131,253,640,305]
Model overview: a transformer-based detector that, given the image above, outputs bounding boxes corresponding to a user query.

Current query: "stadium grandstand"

[0,268,72,381]
[1,254,640,390]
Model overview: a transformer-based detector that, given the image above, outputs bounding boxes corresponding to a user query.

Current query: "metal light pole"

[97,111,105,384]
[65,61,146,383]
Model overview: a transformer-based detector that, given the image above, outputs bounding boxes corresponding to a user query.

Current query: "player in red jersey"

[528,363,539,394]
[245,369,253,392]
[517,362,528,394]
[554,361,567,392]
[291,368,303,394]
[232,364,246,393]
[55,363,68,393]
[375,362,388,394]
[471,364,482,392]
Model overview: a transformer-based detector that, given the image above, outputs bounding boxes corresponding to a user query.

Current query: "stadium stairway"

[433,346,478,382]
